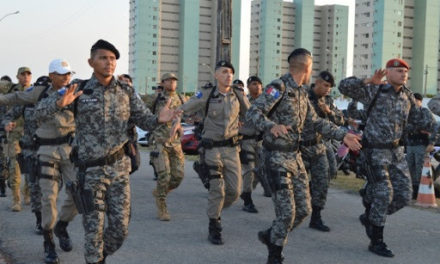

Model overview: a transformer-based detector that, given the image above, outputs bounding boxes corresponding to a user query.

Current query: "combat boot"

[208,218,224,245]
[309,206,330,232]
[0,179,6,197]
[35,211,43,235]
[258,229,284,264]
[10,187,21,212]
[369,225,394,257]
[54,220,73,252]
[359,201,372,239]
[43,229,59,264]
[153,189,170,221]
[240,192,258,213]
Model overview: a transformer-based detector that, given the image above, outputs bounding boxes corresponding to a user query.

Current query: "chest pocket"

[208,96,224,118]
[78,90,102,117]
[114,89,131,121]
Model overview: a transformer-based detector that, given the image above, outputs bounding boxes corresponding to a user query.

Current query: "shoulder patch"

[266,86,280,99]
[195,91,203,99]
[58,87,67,96]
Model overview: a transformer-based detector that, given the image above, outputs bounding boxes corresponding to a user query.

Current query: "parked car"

[181,123,199,154]
[136,127,150,147]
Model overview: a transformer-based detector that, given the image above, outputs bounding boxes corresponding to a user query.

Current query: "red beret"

[386,58,409,69]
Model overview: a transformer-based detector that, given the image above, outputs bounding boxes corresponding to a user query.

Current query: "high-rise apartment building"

[354,0,440,94]
[249,0,349,90]
[129,0,248,94]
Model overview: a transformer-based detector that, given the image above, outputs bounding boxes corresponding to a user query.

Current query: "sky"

[0,0,354,83]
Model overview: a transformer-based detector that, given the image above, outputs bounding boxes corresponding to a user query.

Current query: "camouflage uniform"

[246,73,346,247]
[38,75,160,263]
[0,81,10,196]
[339,77,435,227]
[2,101,42,217]
[405,107,434,198]
[180,84,249,244]
[146,90,185,220]
[239,94,263,211]
[0,83,26,210]
[302,87,345,207]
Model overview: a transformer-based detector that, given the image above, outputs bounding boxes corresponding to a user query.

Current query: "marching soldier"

[146,72,186,221]
[49,39,178,264]
[301,71,345,232]
[246,48,360,264]
[339,58,435,257]
[179,61,250,245]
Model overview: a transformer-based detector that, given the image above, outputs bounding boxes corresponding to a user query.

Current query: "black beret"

[318,71,335,87]
[247,75,262,85]
[233,79,244,86]
[287,48,312,63]
[91,39,120,59]
[413,93,423,101]
[215,60,235,74]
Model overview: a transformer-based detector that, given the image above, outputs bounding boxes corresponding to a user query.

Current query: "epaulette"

[232,85,244,93]
[202,82,213,89]
[117,79,134,92]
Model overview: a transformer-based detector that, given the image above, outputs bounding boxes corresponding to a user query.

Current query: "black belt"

[362,139,402,149]
[19,140,38,150]
[35,133,73,146]
[300,138,321,147]
[76,147,125,170]
[263,141,299,152]
[201,136,241,149]
[240,134,262,141]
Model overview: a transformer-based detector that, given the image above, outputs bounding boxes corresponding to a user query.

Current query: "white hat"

[49,59,74,74]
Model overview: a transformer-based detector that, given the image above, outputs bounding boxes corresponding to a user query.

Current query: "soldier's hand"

[365,69,386,85]
[4,122,16,132]
[343,133,362,151]
[169,116,183,139]
[56,83,81,108]
[270,124,291,138]
[426,144,434,153]
[318,102,332,114]
[158,99,182,123]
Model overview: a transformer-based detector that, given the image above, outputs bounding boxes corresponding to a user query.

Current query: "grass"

[331,172,440,213]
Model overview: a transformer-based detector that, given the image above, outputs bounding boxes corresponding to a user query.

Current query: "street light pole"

[0,11,19,23]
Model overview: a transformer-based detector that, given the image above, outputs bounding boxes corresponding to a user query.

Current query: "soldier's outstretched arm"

[179,89,209,115]
[306,99,347,142]
[0,85,46,106]
[338,70,385,105]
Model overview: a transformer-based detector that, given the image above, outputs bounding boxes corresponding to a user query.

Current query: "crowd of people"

[0,41,437,264]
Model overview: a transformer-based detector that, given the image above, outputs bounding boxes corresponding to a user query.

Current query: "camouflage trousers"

[39,148,78,230]
[82,155,131,264]
[240,138,261,193]
[301,143,329,209]
[205,145,242,219]
[266,151,311,247]
[151,143,184,199]
[405,144,426,188]
[363,147,411,227]
[324,140,337,179]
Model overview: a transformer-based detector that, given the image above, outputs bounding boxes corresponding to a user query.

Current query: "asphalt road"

[0,150,439,264]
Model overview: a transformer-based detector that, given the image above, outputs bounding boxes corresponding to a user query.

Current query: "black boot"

[43,230,59,264]
[309,206,330,232]
[412,185,419,200]
[0,179,6,197]
[240,192,258,213]
[35,211,43,235]
[258,229,284,264]
[369,225,394,257]
[54,220,73,252]
[208,218,224,245]
[359,200,372,239]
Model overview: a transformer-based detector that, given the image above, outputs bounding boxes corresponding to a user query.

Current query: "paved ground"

[0,150,439,264]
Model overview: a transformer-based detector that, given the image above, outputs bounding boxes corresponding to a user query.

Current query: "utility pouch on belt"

[124,141,140,174]
[67,171,95,214]
[193,160,210,189]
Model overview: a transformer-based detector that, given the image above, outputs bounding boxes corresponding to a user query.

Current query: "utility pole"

[216,0,232,62]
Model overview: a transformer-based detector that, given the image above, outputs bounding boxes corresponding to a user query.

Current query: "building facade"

[354,0,440,95]
[249,0,349,91]
[129,0,248,94]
